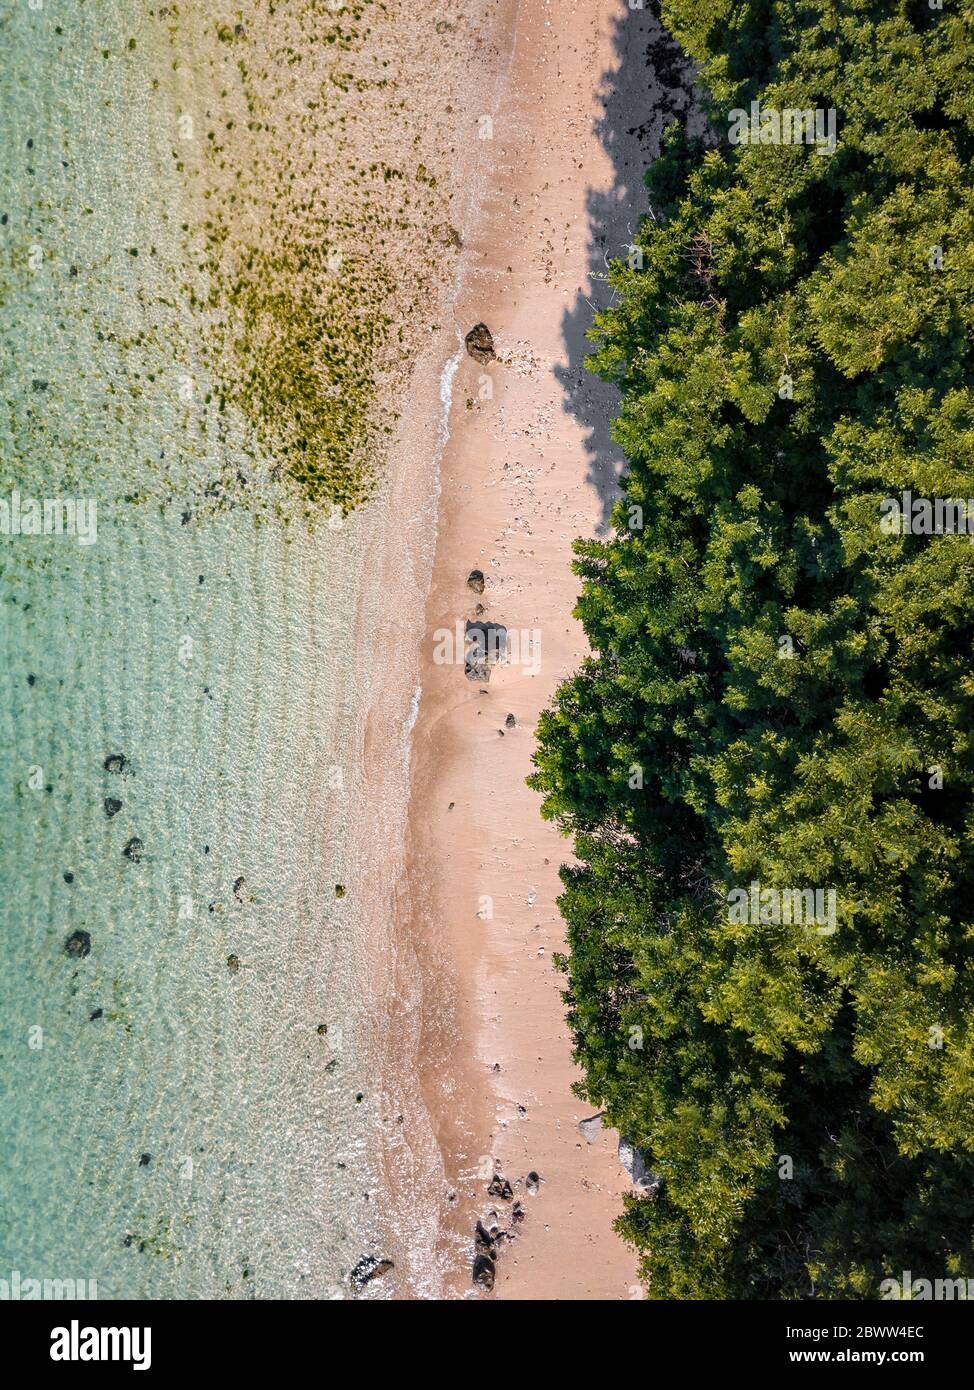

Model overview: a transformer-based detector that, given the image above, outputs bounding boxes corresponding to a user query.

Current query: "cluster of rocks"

[472,1169,539,1292]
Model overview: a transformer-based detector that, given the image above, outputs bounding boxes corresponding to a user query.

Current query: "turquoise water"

[0,0,408,1297]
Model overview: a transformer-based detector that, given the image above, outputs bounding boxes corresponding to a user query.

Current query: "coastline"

[397,0,668,1299]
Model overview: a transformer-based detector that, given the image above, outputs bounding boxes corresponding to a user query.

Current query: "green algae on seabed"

[168,0,445,518]
[196,229,396,516]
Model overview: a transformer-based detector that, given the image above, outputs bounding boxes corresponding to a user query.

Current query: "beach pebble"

[466,568,486,594]
[525,1171,541,1196]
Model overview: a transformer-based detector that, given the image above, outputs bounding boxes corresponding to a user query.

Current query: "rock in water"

[64,930,91,958]
[103,754,132,776]
[122,837,144,863]
[466,569,485,594]
[226,954,241,975]
[349,1255,394,1290]
[464,323,496,364]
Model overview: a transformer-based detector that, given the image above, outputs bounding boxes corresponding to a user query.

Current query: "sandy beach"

[396,0,683,1299]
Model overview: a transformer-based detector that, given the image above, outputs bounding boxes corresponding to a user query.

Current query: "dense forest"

[530,0,974,1297]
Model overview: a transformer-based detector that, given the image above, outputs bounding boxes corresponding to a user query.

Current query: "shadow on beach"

[555,1,705,532]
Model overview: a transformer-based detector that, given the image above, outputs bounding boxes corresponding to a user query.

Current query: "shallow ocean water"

[0,0,403,1298]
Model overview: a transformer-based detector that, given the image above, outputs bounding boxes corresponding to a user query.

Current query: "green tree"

[531,0,974,1298]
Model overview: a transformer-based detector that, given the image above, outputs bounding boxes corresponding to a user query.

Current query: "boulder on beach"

[472,1252,496,1291]
[466,569,485,594]
[349,1254,394,1290]
[618,1136,659,1194]
[487,1175,513,1201]
[578,1112,606,1145]
[464,323,496,364]
[64,930,91,959]
[464,620,507,682]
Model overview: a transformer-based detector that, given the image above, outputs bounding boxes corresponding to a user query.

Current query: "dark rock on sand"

[349,1255,394,1290]
[472,1252,496,1291]
[104,796,122,818]
[89,1008,103,1021]
[464,620,507,682]
[139,1153,152,1167]
[487,1175,513,1200]
[227,954,241,974]
[64,930,91,958]
[525,1171,541,1196]
[465,323,496,364]
[122,837,144,862]
[317,1023,328,1036]
[505,713,516,728]
[103,754,132,776]
[466,568,485,594]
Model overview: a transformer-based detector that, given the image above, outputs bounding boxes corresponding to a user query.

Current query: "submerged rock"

[232,876,246,902]
[122,837,144,863]
[464,323,496,364]
[349,1255,394,1290]
[64,930,91,959]
[103,754,132,776]
[104,797,122,818]
[226,954,241,975]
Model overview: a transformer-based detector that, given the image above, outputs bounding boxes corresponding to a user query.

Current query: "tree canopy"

[530,0,974,1298]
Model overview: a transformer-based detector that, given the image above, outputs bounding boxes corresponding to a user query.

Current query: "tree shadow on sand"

[555,1,707,533]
